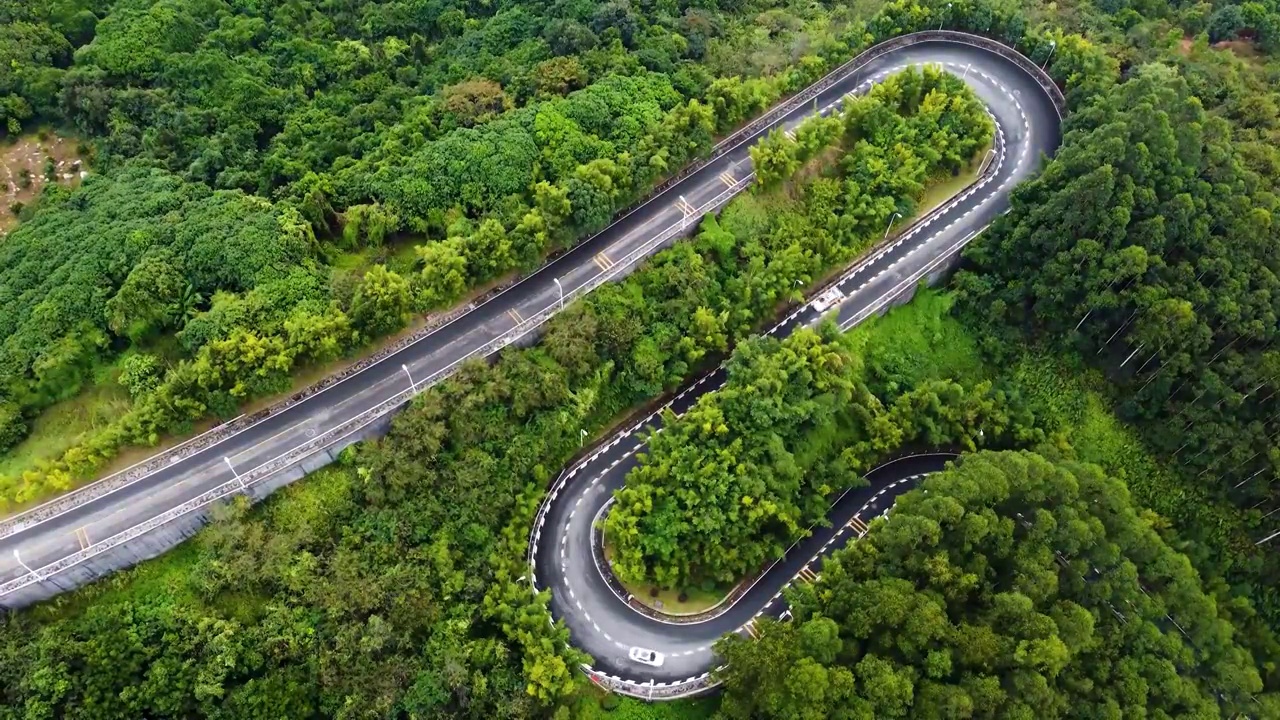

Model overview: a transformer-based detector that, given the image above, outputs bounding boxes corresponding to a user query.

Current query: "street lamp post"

[884,211,902,239]
[553,277,564,311]
[939,3,950,30]
[1042,40,1056,70]
[12,549,35,576]
[224,457,247,492]
[401,363,417,393]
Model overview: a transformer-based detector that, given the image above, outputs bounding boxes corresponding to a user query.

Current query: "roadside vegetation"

[0,60,1008,717]
[0,0,892,508]
[715,450,1280,717]
[0,0,1116,513]
[2,0,1280,717]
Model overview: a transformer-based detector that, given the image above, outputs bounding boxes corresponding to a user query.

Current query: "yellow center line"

[507,308,524,324]
[593,251,615,271]
[719,172,736,187]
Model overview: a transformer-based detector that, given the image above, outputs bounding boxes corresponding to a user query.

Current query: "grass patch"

[329,236,423,276]
[916,149,989,216]
[0,377,132,480]
[603,535,731,615]
[848,290,986,391]
[623,581,727,616]
[571,682,720,719]
[1212,39,1268,68]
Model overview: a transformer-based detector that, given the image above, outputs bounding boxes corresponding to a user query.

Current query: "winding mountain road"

[0,33,1060,615]
[529,37,1063,691]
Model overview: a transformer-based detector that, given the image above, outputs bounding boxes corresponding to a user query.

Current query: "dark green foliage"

[0,166,309,421]
[606,327,1040,589]
[607,328,879,588]
[0,47,1014,717]
[0,402,25,452]
[715,450,1280,718]
[7,0,1280,713]
[953,61,1280,621]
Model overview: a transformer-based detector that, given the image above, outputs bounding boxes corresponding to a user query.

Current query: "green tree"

[105,248,188,342]
[606,326,876,588]
[750,128,801,189]
[350,265,412,339]
[718,451,1280,718]
[117,352,165,399]
[414,239,470,309]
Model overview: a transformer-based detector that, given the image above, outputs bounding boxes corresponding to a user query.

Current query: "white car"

[628,647,665,667]
[811,287,845,313]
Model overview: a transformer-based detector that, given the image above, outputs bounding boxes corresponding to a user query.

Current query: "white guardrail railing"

[584,664,724,701]
[1,30,1066,684]
[0,176,751,602]
[524,29,1067,701]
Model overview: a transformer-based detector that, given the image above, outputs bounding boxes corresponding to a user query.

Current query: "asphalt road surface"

[531,40,1062,685]
[0,37,1059,614]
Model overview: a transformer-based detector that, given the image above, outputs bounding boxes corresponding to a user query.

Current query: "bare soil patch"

[1,132,89,237]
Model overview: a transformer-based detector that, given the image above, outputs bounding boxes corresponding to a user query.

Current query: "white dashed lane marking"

[531,55,1041,683]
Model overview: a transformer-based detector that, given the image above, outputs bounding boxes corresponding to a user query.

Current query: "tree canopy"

[715,450,1280,719]
[953,54,1280,615]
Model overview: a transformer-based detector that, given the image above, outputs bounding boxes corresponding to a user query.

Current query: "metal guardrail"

[583,664,724,701]
[2,21,1068,647]
[524,30,1068,701]
[0,177,751,602]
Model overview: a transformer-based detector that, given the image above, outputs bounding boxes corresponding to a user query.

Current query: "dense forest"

[4,0,1280,716]
[0,53,1013,715]
[0,0,1118,510]
[605,327,1039,591]
[954,13,1280,623]
[715,451,1280,718]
